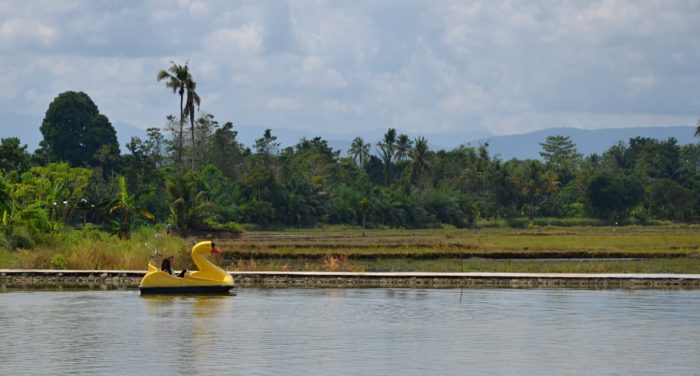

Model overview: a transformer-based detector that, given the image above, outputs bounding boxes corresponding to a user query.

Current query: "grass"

[1,224,699,273]
[223,257,700,274]
[0,225,189,270]
[217,225,700,258]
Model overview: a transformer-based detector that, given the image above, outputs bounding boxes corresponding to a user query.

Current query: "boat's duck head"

[192,240,222,256]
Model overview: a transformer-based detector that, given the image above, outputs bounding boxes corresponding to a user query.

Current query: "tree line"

[1,61,699,249]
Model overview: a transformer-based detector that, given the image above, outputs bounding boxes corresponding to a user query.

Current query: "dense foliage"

[2,73,700,250]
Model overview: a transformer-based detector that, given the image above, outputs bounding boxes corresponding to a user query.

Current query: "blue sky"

[1,0,699,137]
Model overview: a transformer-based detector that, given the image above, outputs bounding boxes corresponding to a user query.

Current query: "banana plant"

[0,176,50,246]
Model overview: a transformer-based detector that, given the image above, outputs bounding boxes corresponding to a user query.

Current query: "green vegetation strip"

[220,226,700,259]
[2,226,699,274]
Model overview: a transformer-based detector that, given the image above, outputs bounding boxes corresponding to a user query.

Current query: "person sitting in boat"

[161,256,187,278]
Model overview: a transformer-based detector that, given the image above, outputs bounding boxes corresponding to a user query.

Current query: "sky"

[1,0,699,138]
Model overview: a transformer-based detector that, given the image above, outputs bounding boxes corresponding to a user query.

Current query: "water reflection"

[1,289,699,376]
[139,294,235,374]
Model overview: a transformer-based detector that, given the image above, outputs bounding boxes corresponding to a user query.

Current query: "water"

[1,288,699,376]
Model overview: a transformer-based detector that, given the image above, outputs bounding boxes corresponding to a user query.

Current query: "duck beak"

[211,247,222,255]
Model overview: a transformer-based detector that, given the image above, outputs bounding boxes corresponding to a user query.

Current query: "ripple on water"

[0,288,699,376]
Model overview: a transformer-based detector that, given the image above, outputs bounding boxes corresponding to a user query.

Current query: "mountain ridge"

[0,112,696,159]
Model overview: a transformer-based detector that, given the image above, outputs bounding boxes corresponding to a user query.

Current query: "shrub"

[50,253,68,269]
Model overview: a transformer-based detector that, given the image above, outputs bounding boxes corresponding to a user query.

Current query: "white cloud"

[1,0,700,138]
[298,56,347,88]
[206,25,263,55]
[265,96,302,111]
[321,99,360,113]
[627,75,655,95]
[0,18,57,47]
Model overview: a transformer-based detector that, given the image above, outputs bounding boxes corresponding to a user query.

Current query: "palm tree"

[348,137,371,165]
[108,176,154,239]
[165,174,212,234]
[394,134,413,163]
[406,136,431,185]
[514,160,560,220]
[378,128,397,185]
[157,61,191,172]
[182,76,201,169]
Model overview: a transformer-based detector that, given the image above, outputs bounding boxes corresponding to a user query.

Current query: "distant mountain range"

[471,126,698,160]
[0,111,697,159]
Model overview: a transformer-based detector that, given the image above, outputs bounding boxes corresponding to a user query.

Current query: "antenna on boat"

[145,238,160,261]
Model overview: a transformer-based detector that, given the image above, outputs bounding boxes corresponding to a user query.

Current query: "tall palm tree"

[348,137,371,165]
[157,61,191,172]
[182,76,201,169]
[406,136,431,185]
[378,128,397,185]
[394,134,413,163]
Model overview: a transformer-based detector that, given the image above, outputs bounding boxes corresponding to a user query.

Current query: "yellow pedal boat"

[139,240,234,294]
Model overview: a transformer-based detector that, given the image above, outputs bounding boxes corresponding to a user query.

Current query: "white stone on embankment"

[0,270,698,289]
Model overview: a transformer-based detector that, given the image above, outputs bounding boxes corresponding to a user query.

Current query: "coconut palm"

[513,160,560,220]
[394,134,413,163]
[378,128,397,185]
[406,136,431,185]
[348,137,371,165]
[157,61,191,172]
[182,76,201,168]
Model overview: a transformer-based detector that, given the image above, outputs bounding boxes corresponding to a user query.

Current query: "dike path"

[2,269,700,289]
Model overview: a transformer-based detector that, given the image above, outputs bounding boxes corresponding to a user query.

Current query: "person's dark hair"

[161,257,172,273]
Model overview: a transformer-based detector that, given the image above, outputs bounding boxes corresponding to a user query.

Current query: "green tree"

[0,137,30,173]
[211,122,246,180]
[394,134,413,163]
[191,113,217,169]
[14,163,92,228]
[348,137,371,166]
[39,91,119,169]
[378,128,397,185]
[585,171,644,221]
[254,129,280,158]
[405,136,431,186]
[165,174,211,233]
[513,160,560,220]
[539,135,582,185]
[0,174,49,248]
[646,179,694,222]
[627,137,684,181]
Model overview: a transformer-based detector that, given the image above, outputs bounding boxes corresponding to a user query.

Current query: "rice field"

[2,225,699,273]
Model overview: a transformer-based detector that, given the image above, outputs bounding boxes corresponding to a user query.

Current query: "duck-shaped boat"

[139,240,234,294]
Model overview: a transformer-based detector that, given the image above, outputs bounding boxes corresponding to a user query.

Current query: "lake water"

[1,288,699,376]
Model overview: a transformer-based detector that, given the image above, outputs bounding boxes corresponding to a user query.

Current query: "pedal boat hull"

[139,241,234,295]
